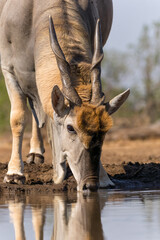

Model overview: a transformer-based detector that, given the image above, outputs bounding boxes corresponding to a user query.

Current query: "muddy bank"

[1,161,160,194]
[110,162,160,189]
[0,162,77,194]
[1,132,160,194]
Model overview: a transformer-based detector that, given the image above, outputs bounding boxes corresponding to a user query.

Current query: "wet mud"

[1,133,160,194]
[1,161,160,194]
[0,162,77,195]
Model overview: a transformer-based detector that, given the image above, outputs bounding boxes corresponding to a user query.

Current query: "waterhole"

[0,190,160,240]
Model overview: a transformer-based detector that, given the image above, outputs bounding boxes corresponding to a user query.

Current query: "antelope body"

[0,0,129,191]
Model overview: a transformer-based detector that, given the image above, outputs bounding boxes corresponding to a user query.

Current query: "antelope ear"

[51,85,66,116]
[105,89,130,115]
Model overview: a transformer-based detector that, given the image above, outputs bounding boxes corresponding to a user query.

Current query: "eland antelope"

[0,0,130,191]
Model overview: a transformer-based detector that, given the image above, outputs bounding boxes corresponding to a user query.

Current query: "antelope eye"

[67,125,76,134]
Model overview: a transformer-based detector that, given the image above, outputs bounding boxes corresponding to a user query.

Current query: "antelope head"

[49,16,130,191]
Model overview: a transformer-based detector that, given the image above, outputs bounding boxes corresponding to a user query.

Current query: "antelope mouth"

[78,176,99,192]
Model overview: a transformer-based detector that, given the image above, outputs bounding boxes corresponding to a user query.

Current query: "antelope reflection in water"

[9,201,45,240]
[8,193,105,240]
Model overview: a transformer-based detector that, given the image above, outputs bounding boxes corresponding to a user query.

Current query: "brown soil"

[1,127,160,194]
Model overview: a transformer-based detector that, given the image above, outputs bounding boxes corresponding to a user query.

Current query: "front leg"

[2,69,27,184]
[26,115,45,164]
[99,161,115,187]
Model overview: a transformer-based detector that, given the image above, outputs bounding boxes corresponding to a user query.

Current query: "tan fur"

[35,36,92,116]
[74,104,113,148]
[75,104,113,133]
[34,4,92,117]
[35,30,62,118]
[29,116,45,154]
[3,73,27,174]
[70,62,92,102]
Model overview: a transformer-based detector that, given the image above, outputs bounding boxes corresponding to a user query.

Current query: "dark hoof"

[26,153,44,164]
[26,153,34,164]
[34,153,44,164]
[4,174,26,184]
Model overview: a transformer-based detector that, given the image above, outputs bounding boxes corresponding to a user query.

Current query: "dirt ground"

[1,126,160,194]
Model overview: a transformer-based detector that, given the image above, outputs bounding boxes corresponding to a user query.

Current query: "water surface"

[0,190,160,240]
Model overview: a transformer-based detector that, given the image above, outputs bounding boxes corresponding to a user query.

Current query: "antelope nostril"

[83,182,99,192]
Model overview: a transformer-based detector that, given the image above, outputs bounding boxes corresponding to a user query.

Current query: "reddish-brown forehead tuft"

[74,104,113,135]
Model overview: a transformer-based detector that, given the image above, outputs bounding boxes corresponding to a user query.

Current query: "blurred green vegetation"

[0,70,10,133]
[102,21,160,124]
